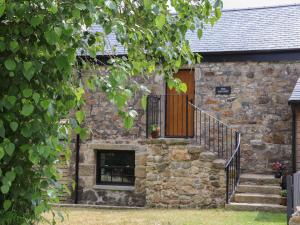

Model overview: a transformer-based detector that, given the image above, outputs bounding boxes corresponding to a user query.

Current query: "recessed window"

[96,150,135,186]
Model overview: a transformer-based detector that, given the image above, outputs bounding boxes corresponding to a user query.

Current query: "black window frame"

[96,150,135,186]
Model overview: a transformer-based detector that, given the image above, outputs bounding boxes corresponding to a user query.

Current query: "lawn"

[42,207,286,225]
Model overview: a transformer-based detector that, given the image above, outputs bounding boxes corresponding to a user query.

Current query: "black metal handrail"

[188,102,241,204]
[225,133,241,203]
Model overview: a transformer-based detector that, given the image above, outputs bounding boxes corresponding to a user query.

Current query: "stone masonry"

[74,138,226,208]
[77,143,147,206]
[82,61,299,173]
[59,60,299,206]
[196,61,299,173]
[143,139,226,208]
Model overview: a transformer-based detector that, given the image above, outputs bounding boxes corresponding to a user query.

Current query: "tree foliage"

[0,0,221,224]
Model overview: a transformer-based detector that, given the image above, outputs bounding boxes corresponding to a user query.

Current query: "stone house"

[60,4,300,212]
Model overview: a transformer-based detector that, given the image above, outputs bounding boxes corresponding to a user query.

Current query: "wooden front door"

[165,70,195,137]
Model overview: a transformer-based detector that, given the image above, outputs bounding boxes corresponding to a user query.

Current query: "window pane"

[112,176,122,182]
[100,167,111,182]
[96,150,135,185]
[123,176,134,184]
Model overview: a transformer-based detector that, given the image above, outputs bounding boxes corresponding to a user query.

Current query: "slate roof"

[289,78,300,104]
[89,4,300,56]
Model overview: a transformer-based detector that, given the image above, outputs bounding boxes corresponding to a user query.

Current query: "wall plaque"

[216,86,231,95]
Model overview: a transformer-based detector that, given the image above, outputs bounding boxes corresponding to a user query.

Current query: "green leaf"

[9,122,18,132]
[3,200,11,211]
[0,146,4,160]
[88,47,97,58]
[155,15,166,30]
[1,185,9,194]
[215,7,222,19]
[0,0,6,17]
[15,166,23,175]
[6,96,16,107]
[124,116,134,129]
[4,58,16,71]
[179,82,187,93]
[44,28,61,45]
[34,204,44,215]
[55,55,70,72]
[5,142,15,156]
[30,15,44,27]
[6,171,16,182]
[75,3,86,10]
[75,110,85,124]
[197,29,203,39]
[22,88,33,98]
[23,61,35,81]
[10,41,19,53]
[40,100,50,110]
[29,150,39,165]
[24,61,32,71]
[141,95,147,110]
[0,120,5,138]
[32,93,40,104]
[0,40,5,52]
[72,9,80,19]
[20,104,34,116]
[21,126,32,138]
[48,4,58,14]
[143,0,151,10]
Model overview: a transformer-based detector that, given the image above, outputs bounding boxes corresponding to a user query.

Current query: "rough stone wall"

[289,207,300,225]
[72,60,300,206]
[73,69,163,206]
[82,68,164,143]
[77,143,147,206]
[195,61,299,173]
[143,139,226,208]
[57,154,75,203]
[81,61,299,174]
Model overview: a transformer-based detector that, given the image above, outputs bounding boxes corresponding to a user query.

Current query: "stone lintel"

[89,143,145,152]
[139,138,190,145]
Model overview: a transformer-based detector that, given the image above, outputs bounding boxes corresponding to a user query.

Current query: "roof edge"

[198,48,300,55]
[222,3,300,13]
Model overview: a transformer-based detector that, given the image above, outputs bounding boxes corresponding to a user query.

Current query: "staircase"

[226,173,286,212]
[146,96,285,212]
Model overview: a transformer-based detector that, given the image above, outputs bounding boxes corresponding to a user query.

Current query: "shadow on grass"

[254,212,286,223]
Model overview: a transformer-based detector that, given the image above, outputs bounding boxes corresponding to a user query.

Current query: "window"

[96,150,135,186]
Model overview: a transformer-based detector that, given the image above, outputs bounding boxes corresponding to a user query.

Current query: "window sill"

[93,185,135,191]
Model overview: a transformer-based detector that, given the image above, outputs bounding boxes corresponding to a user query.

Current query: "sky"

[223,0,300,9]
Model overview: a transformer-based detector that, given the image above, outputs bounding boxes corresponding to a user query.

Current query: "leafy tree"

[0,0,221,224]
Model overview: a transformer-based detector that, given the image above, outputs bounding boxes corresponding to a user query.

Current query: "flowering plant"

[272,161,286,172]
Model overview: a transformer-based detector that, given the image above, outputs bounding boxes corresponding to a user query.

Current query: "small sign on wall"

[216,86,231,95]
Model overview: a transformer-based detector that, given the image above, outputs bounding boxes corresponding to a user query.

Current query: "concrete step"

[237,184,281,195]
[225,202,286,213]
[240,173,281,185]
[234,193,281,205]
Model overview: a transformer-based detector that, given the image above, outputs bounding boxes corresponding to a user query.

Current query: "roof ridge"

[222,3,300,13]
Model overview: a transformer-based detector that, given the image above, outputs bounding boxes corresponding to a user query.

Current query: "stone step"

[237,184,281,195]
[240,173,281,185]
[234,193,282,205]
[225,202,286,213]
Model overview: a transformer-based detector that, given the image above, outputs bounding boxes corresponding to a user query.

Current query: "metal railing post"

[186,95,188,139]
[226,166,229,204]
[146,95,149,138]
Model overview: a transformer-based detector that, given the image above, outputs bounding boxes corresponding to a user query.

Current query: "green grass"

[42,208,286,225]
